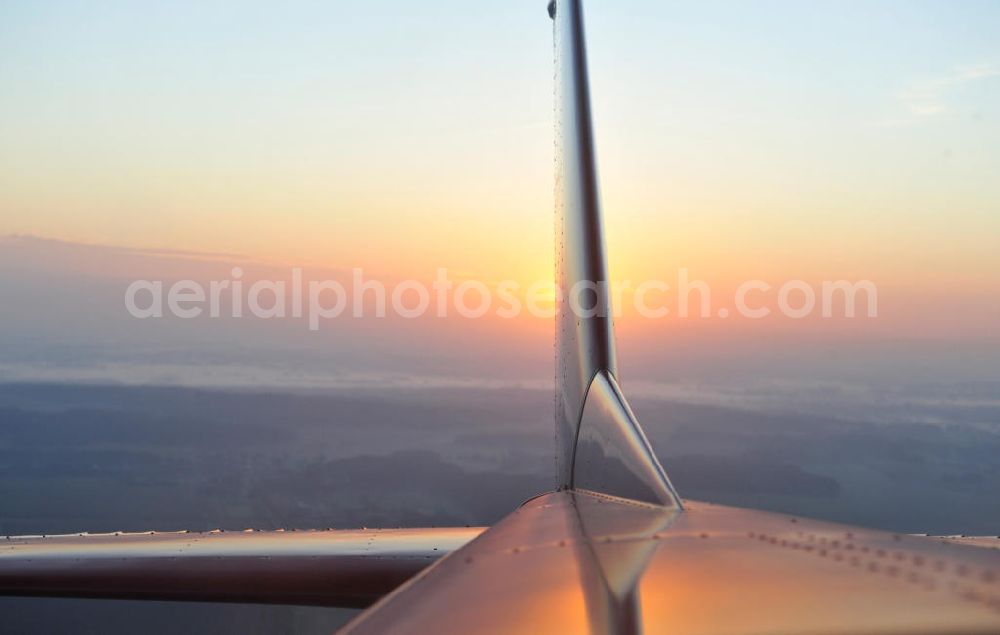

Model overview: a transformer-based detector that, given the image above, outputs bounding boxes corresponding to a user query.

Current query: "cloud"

[0,234,246,262]
[956,64,1000,81]
[882,63,999,126]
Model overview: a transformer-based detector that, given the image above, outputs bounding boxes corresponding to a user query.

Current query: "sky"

[0,0,998,395]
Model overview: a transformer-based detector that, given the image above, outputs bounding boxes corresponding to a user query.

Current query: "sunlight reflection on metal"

[340,491,679,634]
[570,492,678,634]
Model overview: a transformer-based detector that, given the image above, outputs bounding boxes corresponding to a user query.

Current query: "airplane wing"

[0,527,482,607]
[342,492,1000,634]
[3,2,999,634]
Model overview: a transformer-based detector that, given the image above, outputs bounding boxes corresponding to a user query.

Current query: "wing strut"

[551,0,681,507]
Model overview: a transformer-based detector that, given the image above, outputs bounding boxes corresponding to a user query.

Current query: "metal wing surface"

[342,491,1000,634]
